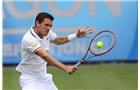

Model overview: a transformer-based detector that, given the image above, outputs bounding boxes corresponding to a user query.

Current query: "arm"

[51,26,92,45]
[35,47,77,74]
[51,36,70,45]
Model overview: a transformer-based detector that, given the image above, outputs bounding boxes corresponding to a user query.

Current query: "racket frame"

[75,30,116,67]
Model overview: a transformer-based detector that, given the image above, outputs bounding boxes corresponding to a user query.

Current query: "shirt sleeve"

[49,30,57,41]
[23,36,41,53]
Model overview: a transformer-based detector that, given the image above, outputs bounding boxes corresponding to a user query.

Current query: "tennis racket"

[75,30,116,67]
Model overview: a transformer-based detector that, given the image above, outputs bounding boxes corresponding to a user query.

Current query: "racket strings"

[90,32,115,55]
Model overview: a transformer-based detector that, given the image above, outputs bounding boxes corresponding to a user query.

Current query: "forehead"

[42,18,52,23]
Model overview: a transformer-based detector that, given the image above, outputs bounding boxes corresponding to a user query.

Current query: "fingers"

[86,28,92,32]
[77,29,80,35]
[86,28,92,34]
[85,35,91,38]
[83,26,89,31]
[68,66,77,75]
[84,25,92,32]
[85,27,92,38]
[82,26,92,34]
[76,26,93,38]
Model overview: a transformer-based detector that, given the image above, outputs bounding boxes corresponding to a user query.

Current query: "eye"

[45,24,49,26]
[45,24,52,27]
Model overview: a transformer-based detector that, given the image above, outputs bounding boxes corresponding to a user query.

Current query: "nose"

[47,26,51,30]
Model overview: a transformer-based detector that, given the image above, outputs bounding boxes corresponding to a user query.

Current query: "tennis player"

[16,12,92,90]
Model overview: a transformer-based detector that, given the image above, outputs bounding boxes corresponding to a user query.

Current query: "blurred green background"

[3,63,138,90]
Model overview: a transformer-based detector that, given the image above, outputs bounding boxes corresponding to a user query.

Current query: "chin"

[44,33,48,36]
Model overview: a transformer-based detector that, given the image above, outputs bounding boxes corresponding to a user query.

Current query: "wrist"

[68,33,78,41]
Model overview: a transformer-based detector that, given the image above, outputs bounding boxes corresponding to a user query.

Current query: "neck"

[34,27,43,39]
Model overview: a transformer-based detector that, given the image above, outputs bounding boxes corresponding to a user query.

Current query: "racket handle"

[75,61,83,67]
[69,61,83,75]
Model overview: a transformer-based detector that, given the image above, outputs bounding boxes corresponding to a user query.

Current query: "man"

[16,12,92,90]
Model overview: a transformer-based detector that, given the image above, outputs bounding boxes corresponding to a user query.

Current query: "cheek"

[39,26,44,31]
[38,27,43,33]
[40,25,46,30]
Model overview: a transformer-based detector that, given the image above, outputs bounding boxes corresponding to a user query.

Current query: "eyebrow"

[45,24,52,27]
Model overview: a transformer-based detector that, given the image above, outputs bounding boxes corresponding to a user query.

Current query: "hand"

[76,26,92,38]
[65,66,77,75]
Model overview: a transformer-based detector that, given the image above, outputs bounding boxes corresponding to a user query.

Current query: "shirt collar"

[30,26,42,41]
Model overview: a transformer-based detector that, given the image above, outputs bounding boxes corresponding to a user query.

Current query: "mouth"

[46,31,49,34]
[44,31,49,35]
[45,29,49,35]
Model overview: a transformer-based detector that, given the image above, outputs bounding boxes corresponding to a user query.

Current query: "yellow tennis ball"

[96,41,104,48]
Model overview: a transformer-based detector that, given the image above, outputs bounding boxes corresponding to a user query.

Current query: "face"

[36,18,52,38]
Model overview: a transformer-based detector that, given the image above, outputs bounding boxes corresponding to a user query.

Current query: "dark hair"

[35,12,54,27]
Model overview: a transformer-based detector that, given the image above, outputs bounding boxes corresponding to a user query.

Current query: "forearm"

[55,36,69,45]
[35,48,67,72]
[42,54,77,74]
[42,54,67,71]
[52,33,78,45]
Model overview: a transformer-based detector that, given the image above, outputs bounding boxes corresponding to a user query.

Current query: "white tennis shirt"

[16,26,57,77]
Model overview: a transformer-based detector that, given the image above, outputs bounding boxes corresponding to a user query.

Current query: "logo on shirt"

[31,43,38,49]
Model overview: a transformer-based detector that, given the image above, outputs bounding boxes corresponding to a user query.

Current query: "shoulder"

[48,30,57,40]
[48,30,55,35]
[22,30,37,44]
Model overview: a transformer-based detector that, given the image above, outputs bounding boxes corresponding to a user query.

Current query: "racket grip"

[75,61,82,67]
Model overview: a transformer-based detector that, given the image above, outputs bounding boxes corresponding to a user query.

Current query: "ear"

[36,21,40,27]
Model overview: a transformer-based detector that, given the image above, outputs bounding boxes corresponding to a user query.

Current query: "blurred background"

[2,0,138,90]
